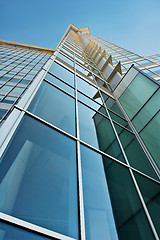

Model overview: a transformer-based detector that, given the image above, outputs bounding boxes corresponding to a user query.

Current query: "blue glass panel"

[0,222,50,240]
[48,62,74,86]
[28,81,76,136]
[45,73,74,95]
[0,115,78,239]
[81,145,118,240]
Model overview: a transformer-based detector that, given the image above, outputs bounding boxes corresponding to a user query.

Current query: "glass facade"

[0,25,159,240]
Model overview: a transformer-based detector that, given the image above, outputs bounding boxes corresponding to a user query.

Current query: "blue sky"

[1,0,160,57]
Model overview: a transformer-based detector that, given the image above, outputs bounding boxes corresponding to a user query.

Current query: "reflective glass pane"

[76,76,99,100]
[81,145,118,240]
[119,73,158,119]
[134,172,160,237]
[77,92,101,111]
[45,73,74,95]
[103,94,124,117]
[114,123,158,180]
[48,62,74,86]
[0,115,78,239]
[57,53,73,66]
[0,222,50,240]
[103,159,154,240]
[28,81,75,136]
[78,102,125,162]
[140,112,160,168]
[108,110,129,129]
[132,89,160,132]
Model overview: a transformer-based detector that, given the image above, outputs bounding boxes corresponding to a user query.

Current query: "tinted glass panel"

[81,145,118,240]
[45,73,74,95]
[78,102,125,162]
[57,53,73,66]
[134,172,160,238]
[104,160,154,240]
[0,115,78,239]
[49,62,74,86]
[77,76,98,99]
[28,81,76,136]
[119,73,158,119]
[0,222,50,240]
[114,123,158,179]
[77,92,101,111]
[140,112,160,168]
[132,89,160,132]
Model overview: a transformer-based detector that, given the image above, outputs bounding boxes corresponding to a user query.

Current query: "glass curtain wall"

[0,29,159,240]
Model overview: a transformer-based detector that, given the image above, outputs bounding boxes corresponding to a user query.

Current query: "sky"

[1,0,160,57]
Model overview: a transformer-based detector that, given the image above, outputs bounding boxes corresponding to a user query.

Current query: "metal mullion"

[113,64,136,91]
[14,52,46,81]
[62,45,74,56]
[74,42,86,240]
[74,63,115,99]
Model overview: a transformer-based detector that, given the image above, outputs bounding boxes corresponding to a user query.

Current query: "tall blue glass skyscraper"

[0,24,159,240]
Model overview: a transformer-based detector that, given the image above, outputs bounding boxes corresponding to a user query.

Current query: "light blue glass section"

[45,73,74,95]
[0,115,78,239]
[81,145,118,240]
[76,76,99,100]
[28,81,75,136]
[48,62,74,86]
[77,92,101,111]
